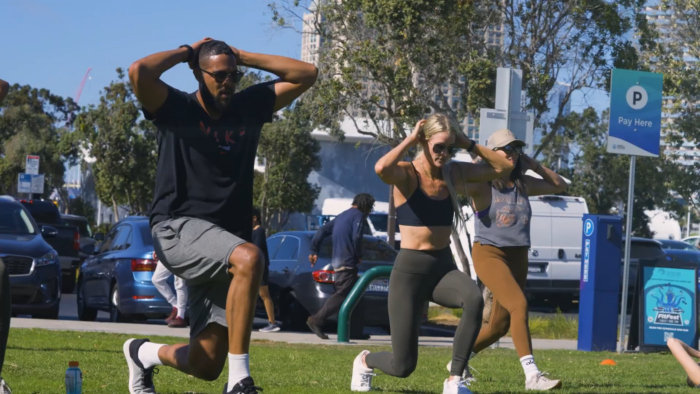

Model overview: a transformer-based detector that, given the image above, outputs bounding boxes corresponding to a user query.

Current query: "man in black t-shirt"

[251,208,279,333]
[122,38,317,394]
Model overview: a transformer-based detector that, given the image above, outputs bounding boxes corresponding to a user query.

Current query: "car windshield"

[0,205,37,235]
[318,237,398,262]
[64,218,92,238]
[138,224,153,246]
[21,201,62,224]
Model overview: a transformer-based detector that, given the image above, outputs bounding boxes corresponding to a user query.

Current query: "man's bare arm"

[129,38,212,114]
[237,50,318,111]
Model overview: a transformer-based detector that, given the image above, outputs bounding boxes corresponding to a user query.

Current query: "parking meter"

[577,214,623,351]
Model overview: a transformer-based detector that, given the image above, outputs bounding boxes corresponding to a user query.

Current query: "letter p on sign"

[627,85,648,110]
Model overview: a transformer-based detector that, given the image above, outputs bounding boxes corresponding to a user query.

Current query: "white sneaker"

[351,350,375,392]
[259,323,281,332]
[446,361,477,383]
[0,379,11,394]
[525,372,562,391]
[443,378,472,394]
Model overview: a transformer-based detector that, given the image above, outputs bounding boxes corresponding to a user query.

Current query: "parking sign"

[607,69,663,157]
[25,155,40,175]
[18,174,32,193]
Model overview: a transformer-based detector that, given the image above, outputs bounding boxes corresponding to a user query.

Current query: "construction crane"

[74,67,92,104]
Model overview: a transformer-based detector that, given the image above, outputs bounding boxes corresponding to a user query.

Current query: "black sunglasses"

[200,69,244,84]
[431,142,459,156]
[495,144,523,155]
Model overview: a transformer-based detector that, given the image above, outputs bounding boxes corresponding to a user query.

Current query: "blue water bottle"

[65,361,82,394]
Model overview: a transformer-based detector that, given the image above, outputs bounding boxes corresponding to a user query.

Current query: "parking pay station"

[578,214,623,351]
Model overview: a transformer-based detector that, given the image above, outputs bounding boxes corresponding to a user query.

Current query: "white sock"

[520,355,539,379]
[176,307,186,319]
[227,354,250,391]
[138,342,165,369]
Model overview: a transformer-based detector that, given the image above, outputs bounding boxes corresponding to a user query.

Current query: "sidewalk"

[10,318,578,350]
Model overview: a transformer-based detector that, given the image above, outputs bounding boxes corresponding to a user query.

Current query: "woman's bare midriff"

[398,225,453,250]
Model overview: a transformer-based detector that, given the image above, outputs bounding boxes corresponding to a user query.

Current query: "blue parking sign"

[607,69,663,157]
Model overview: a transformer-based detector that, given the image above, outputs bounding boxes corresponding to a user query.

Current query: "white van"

[452,195,589,297]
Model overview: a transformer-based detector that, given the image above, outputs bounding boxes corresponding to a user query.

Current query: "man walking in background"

[251,208,279,332]
[0,77,12,394]
[306,193,375,340]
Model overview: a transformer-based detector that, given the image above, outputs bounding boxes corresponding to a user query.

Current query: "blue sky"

[1,0,301,108]
[1,0,608,113]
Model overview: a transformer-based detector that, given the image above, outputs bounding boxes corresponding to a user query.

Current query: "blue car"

[0,196,62,319]
[77,216,172,322]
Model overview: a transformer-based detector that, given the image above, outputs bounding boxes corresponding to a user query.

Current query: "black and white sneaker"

[123,338,157,394]
[0,378,11,394]
[223,377,263,393]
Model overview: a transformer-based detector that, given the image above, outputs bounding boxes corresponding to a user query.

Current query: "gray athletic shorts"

[151,217,246,339]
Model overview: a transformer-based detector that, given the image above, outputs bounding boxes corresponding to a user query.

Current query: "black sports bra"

[396,163,454,227]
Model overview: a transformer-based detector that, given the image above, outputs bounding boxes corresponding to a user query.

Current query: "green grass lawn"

[3,328,698,393]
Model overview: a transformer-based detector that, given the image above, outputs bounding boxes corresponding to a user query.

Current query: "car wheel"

[61,270,76,294]
[279,293,309,332]
[109,285,132,323]
[76,278,97,322]
[36,301,60,320]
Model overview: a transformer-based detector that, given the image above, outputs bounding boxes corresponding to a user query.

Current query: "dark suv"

[0,196,62,319]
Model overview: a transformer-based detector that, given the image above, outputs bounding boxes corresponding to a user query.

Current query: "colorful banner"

[642,266,697,348]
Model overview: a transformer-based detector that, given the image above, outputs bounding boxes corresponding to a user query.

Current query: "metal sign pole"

[618,155,636,353]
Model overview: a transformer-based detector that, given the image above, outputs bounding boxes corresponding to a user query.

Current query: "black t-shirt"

[144,83,276,242]
[251,226,270,266]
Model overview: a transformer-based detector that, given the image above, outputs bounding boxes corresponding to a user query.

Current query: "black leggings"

[366,248,483,378]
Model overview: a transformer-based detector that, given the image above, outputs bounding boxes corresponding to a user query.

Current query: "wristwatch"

[467,139,476,152]
[179,45,194,63]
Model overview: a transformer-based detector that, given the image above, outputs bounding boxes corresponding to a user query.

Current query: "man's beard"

[199,81,230,112]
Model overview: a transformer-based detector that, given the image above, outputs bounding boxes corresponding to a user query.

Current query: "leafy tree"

[559,108,688,236]
[75,68,157,219]
[69,197,97,227]
[496,0,648,159]
[256,101,322,231]
[0,84,80,205]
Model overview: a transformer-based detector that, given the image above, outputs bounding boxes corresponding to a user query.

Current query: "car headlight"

[36,250,59,266]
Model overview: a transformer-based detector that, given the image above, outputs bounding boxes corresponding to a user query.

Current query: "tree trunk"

[126,190,135,214]
[112,195,120,222]
[387,185,396,247]
[279,211,290,228]
[57,188,71,214]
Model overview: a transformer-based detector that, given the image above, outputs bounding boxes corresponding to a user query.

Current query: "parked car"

[77,216,172,322]
[622,237,667,294]
[20,199,80,293]
[662,249,700,264]
[61,214,95,264]
[0,196,61,319]
[261,231,397,332]
[682,236,700,249]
